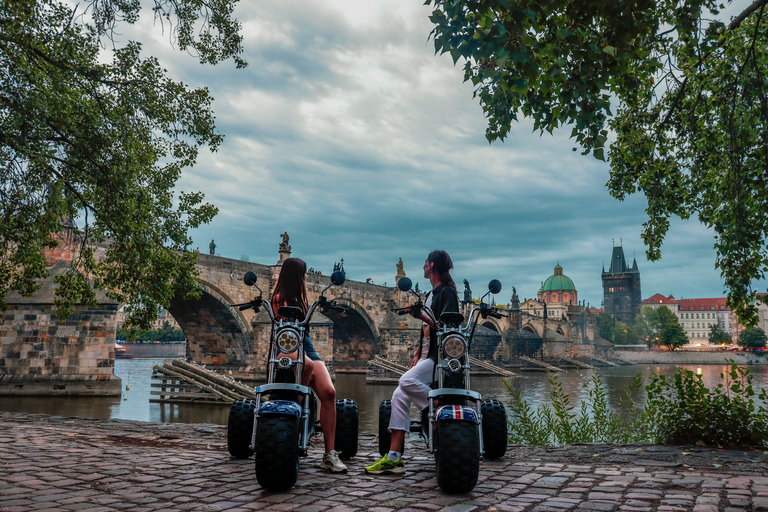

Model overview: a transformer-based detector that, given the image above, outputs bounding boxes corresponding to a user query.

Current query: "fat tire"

[335,399,359,460]
[481,399,508,459]
[435,420,480,494]
[254,414,300,492]
[227,399,256,459]
[378,399,392,456]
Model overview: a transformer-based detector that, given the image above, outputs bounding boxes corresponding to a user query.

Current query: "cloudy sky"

[124,0,760,308]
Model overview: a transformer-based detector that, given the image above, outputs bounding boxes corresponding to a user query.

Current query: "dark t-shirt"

[422,283,460,360]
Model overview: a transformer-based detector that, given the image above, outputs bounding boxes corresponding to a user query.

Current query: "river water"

[2,359,768,435]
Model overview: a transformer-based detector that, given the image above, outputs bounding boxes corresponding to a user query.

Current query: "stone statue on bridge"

[462,279,472,303]
[510,286,519,308]
[279,232,291,252]
[395,257,405,285]
[209,239,216,255]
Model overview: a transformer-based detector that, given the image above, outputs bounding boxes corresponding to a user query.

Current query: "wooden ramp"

[611,355,634,365]
[559,355,596,369]
[151,359,256,404]
[468,356,517,377]
[590,355,619,367]
[519,355,564,372]
[367,357,407,384]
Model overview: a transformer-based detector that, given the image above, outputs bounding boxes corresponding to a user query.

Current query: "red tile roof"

[642,293,677,305]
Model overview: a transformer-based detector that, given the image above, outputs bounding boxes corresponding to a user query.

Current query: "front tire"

[227,399,256,459]
[254,414,300,492]
[335,399,359,460]
[435,420,480,494]
[481,399,508,460]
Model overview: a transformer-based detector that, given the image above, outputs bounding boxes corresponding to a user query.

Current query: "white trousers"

[388,358,436,432]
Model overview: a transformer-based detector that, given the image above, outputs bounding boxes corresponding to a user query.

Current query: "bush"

[643,363,768,447]
[505,373,648,446]
[506,363,768,448]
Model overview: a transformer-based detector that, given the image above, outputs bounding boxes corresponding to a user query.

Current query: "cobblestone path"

[2,412,768,511]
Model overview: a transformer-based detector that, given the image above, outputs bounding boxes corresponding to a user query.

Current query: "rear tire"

[435,420,479,494]
[335,399,359,460]
[481,399,508,460]
[254,414,300,491]
[227,399,256,459]
[378,400,392,456]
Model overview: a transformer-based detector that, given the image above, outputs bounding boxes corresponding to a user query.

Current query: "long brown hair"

[271,257,309,316]
[428,249,455,288]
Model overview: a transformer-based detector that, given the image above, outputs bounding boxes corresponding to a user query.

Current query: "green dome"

[540,263,576,292]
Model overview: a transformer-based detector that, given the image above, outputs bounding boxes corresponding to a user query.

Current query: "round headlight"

[443,334,466,359]
[276,328,300,354]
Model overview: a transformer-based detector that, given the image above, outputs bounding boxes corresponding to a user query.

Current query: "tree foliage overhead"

[426,0,768,324]
[0,0,245,328]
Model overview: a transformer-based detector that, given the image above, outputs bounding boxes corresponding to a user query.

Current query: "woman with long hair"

[364,250,459,475]
[271,257,347,474]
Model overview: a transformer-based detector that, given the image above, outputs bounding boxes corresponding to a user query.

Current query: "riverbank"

[118,342,186,358]
[616,349,767,365]
[3,411,768,511]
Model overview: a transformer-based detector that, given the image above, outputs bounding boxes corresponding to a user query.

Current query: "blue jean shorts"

[303,334,322,361]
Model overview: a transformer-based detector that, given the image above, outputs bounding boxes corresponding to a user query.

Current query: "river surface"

[2,359,768,435]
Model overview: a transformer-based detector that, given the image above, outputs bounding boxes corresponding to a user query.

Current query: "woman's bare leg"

[309,360,336,451]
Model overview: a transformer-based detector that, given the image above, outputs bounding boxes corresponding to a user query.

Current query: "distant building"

[642,293,732,345]
[602,245,641,324]
[523,263,584,322]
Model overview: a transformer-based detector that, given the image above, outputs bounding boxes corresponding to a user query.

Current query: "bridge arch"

[167,278,254,365]
[522,323,540,337]
[321,297,379,368]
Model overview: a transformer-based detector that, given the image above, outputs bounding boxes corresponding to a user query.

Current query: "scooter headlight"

[276,328,301,354]
[443,334,466,359]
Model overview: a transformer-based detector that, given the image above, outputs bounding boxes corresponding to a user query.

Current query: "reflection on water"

[1,359,767,435]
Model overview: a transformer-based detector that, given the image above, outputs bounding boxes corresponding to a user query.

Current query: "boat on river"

[114,343,131,359]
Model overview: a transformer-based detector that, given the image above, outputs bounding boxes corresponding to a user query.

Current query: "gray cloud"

[119,0,762,309]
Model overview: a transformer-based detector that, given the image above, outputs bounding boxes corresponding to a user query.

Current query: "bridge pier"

[0,262,121,396]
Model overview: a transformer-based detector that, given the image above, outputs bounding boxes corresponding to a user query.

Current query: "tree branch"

[729,0,768,31]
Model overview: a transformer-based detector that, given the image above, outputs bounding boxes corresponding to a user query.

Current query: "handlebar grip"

[238,304,252,311]
[489,310,502,319]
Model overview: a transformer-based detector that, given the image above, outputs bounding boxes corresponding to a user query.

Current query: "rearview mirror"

[397,277,412,292]
[331,271,346,286]
[488,279,502,295]
[243,271,258,286]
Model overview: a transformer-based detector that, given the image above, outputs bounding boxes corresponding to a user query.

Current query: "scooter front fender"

[435,404,478,423]
[257,399,302,418]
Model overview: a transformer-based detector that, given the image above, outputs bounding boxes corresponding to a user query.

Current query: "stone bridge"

[0,243,603,395]
[175,254,601,368]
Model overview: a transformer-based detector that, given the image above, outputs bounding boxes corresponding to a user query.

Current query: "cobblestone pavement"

[2,412,768,512]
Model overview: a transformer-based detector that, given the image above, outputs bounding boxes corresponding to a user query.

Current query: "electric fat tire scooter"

[227,270,359,492]
[378,277,508,493]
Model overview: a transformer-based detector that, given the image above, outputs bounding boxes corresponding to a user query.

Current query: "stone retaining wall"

[616,349,767,365]
[120,343,186,359]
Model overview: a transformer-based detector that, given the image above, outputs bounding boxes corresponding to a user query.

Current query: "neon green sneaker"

[364,455,405,475]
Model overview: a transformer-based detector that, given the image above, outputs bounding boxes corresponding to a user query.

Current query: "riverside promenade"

[2,412,768,512]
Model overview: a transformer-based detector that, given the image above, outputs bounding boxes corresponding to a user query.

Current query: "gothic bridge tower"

[601,242,641,324]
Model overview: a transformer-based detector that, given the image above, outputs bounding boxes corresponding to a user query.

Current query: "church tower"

[601,242,641,324]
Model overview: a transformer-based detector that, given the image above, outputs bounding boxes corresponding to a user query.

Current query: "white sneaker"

[321,450,348,473]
